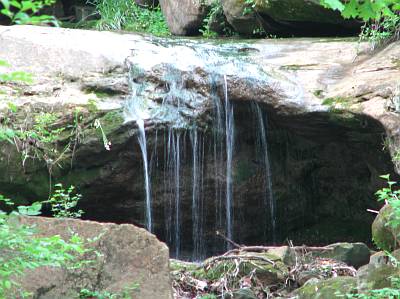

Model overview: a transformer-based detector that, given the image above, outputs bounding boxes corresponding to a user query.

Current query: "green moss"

[372,205,398,251]
[357,264,400,292]
[295,276,357,299]
[198,253,287,283]
[313,89,325,98]
[170,259,198,272]
[392,58,400,69]
[322,96,350,107]
[280,64,318,71]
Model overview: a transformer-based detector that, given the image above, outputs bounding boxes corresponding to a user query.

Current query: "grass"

[88,0,170,36]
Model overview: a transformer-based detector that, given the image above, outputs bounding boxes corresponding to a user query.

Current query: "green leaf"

[17,202,42,216]
[341,0,359,19]
[380,174,391,180]
[320,0,345,11]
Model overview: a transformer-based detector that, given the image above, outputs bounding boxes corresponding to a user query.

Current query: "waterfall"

[190,128,205,260]
[125,45,280,259]
[252,102,276,243]
[211,75,225,231]
[137,119,152,232]
[174,131,181,258]
[164,129,183,258]
[224,75,235,247]
[124,65,153,233]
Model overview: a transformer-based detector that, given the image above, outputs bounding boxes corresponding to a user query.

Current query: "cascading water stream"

[174,131,181,258]
[252,102,276,243]
[125,40,282,259]
[224,75,235,248]
[137,119,153,233]
[190,128,205,260]
[164,129,183,258]
[211,75,225,231]
[124,65,153,233]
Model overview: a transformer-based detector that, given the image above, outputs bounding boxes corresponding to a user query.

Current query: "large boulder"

[357,263,400,292]
[221,0,359,36]
[315,242,371,269]
[159,0,211,35]
[292,276,357,298]
[372,205,400,251]
[14,216,172,299]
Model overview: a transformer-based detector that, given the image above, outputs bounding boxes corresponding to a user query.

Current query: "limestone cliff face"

[0,26,399,257]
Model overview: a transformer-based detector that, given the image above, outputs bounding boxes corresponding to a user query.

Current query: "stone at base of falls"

[357,263,400,292]
[314,242,371,269]
[231,288,258,299]
[291,249,400,299]
[14,217,172,299]
[372,204,400,252]
[292,276,357,299]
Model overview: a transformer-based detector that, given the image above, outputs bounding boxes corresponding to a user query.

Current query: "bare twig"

[216,231,241,249]
[224,245,333,257]
[204,254,276,266]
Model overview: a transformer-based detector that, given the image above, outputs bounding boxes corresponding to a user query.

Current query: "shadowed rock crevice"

[67,103,396,259]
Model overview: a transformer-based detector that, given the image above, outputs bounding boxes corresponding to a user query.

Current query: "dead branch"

[224,245,333,257]
[216,231,241,248]
[203,254,276,267]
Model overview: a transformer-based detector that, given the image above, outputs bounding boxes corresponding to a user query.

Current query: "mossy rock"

[293,276,357,299]
[230,288,258,299]
[357,263,400,293]
[315,242,371,268]
[372,205,400,252]
[200,253,288,285]
[170,259,199,272]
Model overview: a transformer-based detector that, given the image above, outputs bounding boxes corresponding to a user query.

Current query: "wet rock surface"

[0,26,400,259]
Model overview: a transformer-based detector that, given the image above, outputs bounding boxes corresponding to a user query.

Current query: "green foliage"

[200,1,220,38]
[48,183,83,218]
[320,0,400,45]
[339,277,400,298]
[360,13,400,45]
[320,0,400,21]
[0,59,33,86]
[79,282,139,299]
[0,196,85,298]
[200,0,243,38]
[23,112,65,143]
[0,127,17,144]
[243,0,256,15]
[0,0,58,25]
[376,175,400,234]
[90,0,170,36]
[337,175,400,299]
[79,289,119,299]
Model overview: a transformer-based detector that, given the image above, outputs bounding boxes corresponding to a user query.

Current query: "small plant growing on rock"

[375,174,400,237]
[0,195,86,298]
[48,183,84,219]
